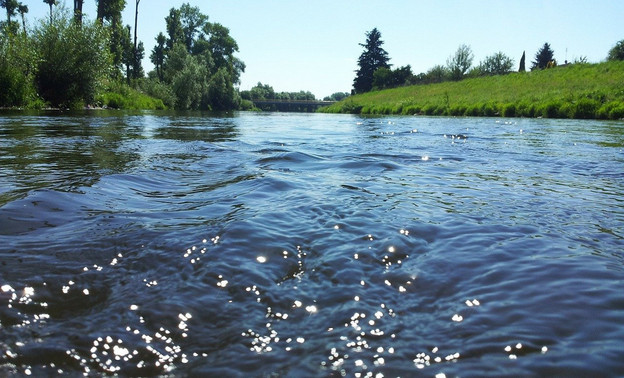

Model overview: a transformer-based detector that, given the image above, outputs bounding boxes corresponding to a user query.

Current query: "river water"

[0,111,623,376]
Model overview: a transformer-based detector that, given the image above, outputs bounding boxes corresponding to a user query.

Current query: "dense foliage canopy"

[0,1,245,110]
[607,40,624,61]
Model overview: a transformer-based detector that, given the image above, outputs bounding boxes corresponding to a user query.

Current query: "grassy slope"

[321,61,624,119]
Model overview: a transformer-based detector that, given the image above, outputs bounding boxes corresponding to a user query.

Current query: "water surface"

[1,111,623,376]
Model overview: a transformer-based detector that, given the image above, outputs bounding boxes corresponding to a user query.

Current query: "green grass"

[97,82,167,110]
[321,61,624,120]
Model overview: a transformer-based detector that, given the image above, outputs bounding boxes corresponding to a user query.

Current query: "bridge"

[251,100,335,112]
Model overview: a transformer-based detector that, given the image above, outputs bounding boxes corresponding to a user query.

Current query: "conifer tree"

[353,28,390,94]
[519,51,526,72]
[531,43,555,70]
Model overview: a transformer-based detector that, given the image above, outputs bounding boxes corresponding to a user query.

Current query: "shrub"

[482,102,496,116]
[0,32,39,107]
[423,104,437,115]
[572,98,600,119]
[609,105,624,120]
[33,11,111,108]
[464,104,481,116]
[596,101,619,119]
[402,105,421,115]
[502,103,516,117]
[541,101,562,118]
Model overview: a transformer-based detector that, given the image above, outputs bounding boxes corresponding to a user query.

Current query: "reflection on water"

[0,111,623,376]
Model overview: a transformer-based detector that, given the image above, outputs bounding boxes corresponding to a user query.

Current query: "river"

[1,111,623,376]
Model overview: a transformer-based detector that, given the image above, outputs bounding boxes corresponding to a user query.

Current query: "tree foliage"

[531,43,555,70]
[353,28,390,94]
[372,65,413,90]
[519,51,526,72]
[152,3,244,110]
[607,40,624,61]
[479,52,514,76]
[447,44,474,81]
[33,10,111,107]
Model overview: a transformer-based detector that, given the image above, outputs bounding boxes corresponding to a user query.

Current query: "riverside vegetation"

[324,28,624,120]
[0,2,244,111]
[321,60,624,120]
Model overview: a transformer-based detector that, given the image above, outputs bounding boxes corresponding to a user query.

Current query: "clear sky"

[24,0,624,99]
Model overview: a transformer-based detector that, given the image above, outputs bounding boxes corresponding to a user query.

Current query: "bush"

[482,102,496,116]
[609,105,624,120]
[33,11,111,108]
[0,32,39,107]
[541,101,562,118]
[464,104,481,116]
[448,104,467,116]
[402,105,421,115]
[423,104,437,115]
[596,101,620,119]
[572,98,599,119]
[502,103,516,117]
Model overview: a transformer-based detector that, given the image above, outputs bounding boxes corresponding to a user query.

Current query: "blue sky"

[25,0,624,98]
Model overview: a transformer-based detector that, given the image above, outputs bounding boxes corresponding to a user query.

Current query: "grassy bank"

[97,82,167,110]
[321,61,624,120]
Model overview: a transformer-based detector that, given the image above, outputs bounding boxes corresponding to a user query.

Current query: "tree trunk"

[74,0,83,25]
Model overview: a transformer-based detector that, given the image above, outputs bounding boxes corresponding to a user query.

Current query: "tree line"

[0,1,244,110]
[353,28,624,94]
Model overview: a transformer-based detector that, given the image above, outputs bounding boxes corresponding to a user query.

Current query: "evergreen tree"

[531,43,555,70]
[519,51,526,72]
[353,27,390,94]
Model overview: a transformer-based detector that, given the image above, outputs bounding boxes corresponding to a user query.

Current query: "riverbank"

[321,61,624,120]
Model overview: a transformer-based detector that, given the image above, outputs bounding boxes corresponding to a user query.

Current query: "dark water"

[1,111,623,377]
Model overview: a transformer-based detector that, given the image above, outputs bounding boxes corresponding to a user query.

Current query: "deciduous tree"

[353,28,390,94]
[479,51,514,76]
[607,40,624,61]
[150,32,166,80]
[447,44,473,81]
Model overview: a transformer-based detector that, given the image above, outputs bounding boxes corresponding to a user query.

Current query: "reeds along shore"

[321,61,624,120]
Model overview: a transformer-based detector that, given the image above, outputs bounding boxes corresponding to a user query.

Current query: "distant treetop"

[353,28,391,94]
[607,40,624,61]
[531,43,555,70]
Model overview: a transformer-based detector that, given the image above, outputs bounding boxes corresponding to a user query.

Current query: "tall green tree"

[179,3,207,52]
[353,27,390,94]
[447,44,474,80]
[607,40,624,61]
[97,0,126,24]
[96,0,127,76]
[519,51,526,72]
[43,0,56,23]
[150,32,166,80]
[479,51,514,76]
[1,0,17,25]
[17,2,26,33]
[531,43,555,70]
[165,8,184,51]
